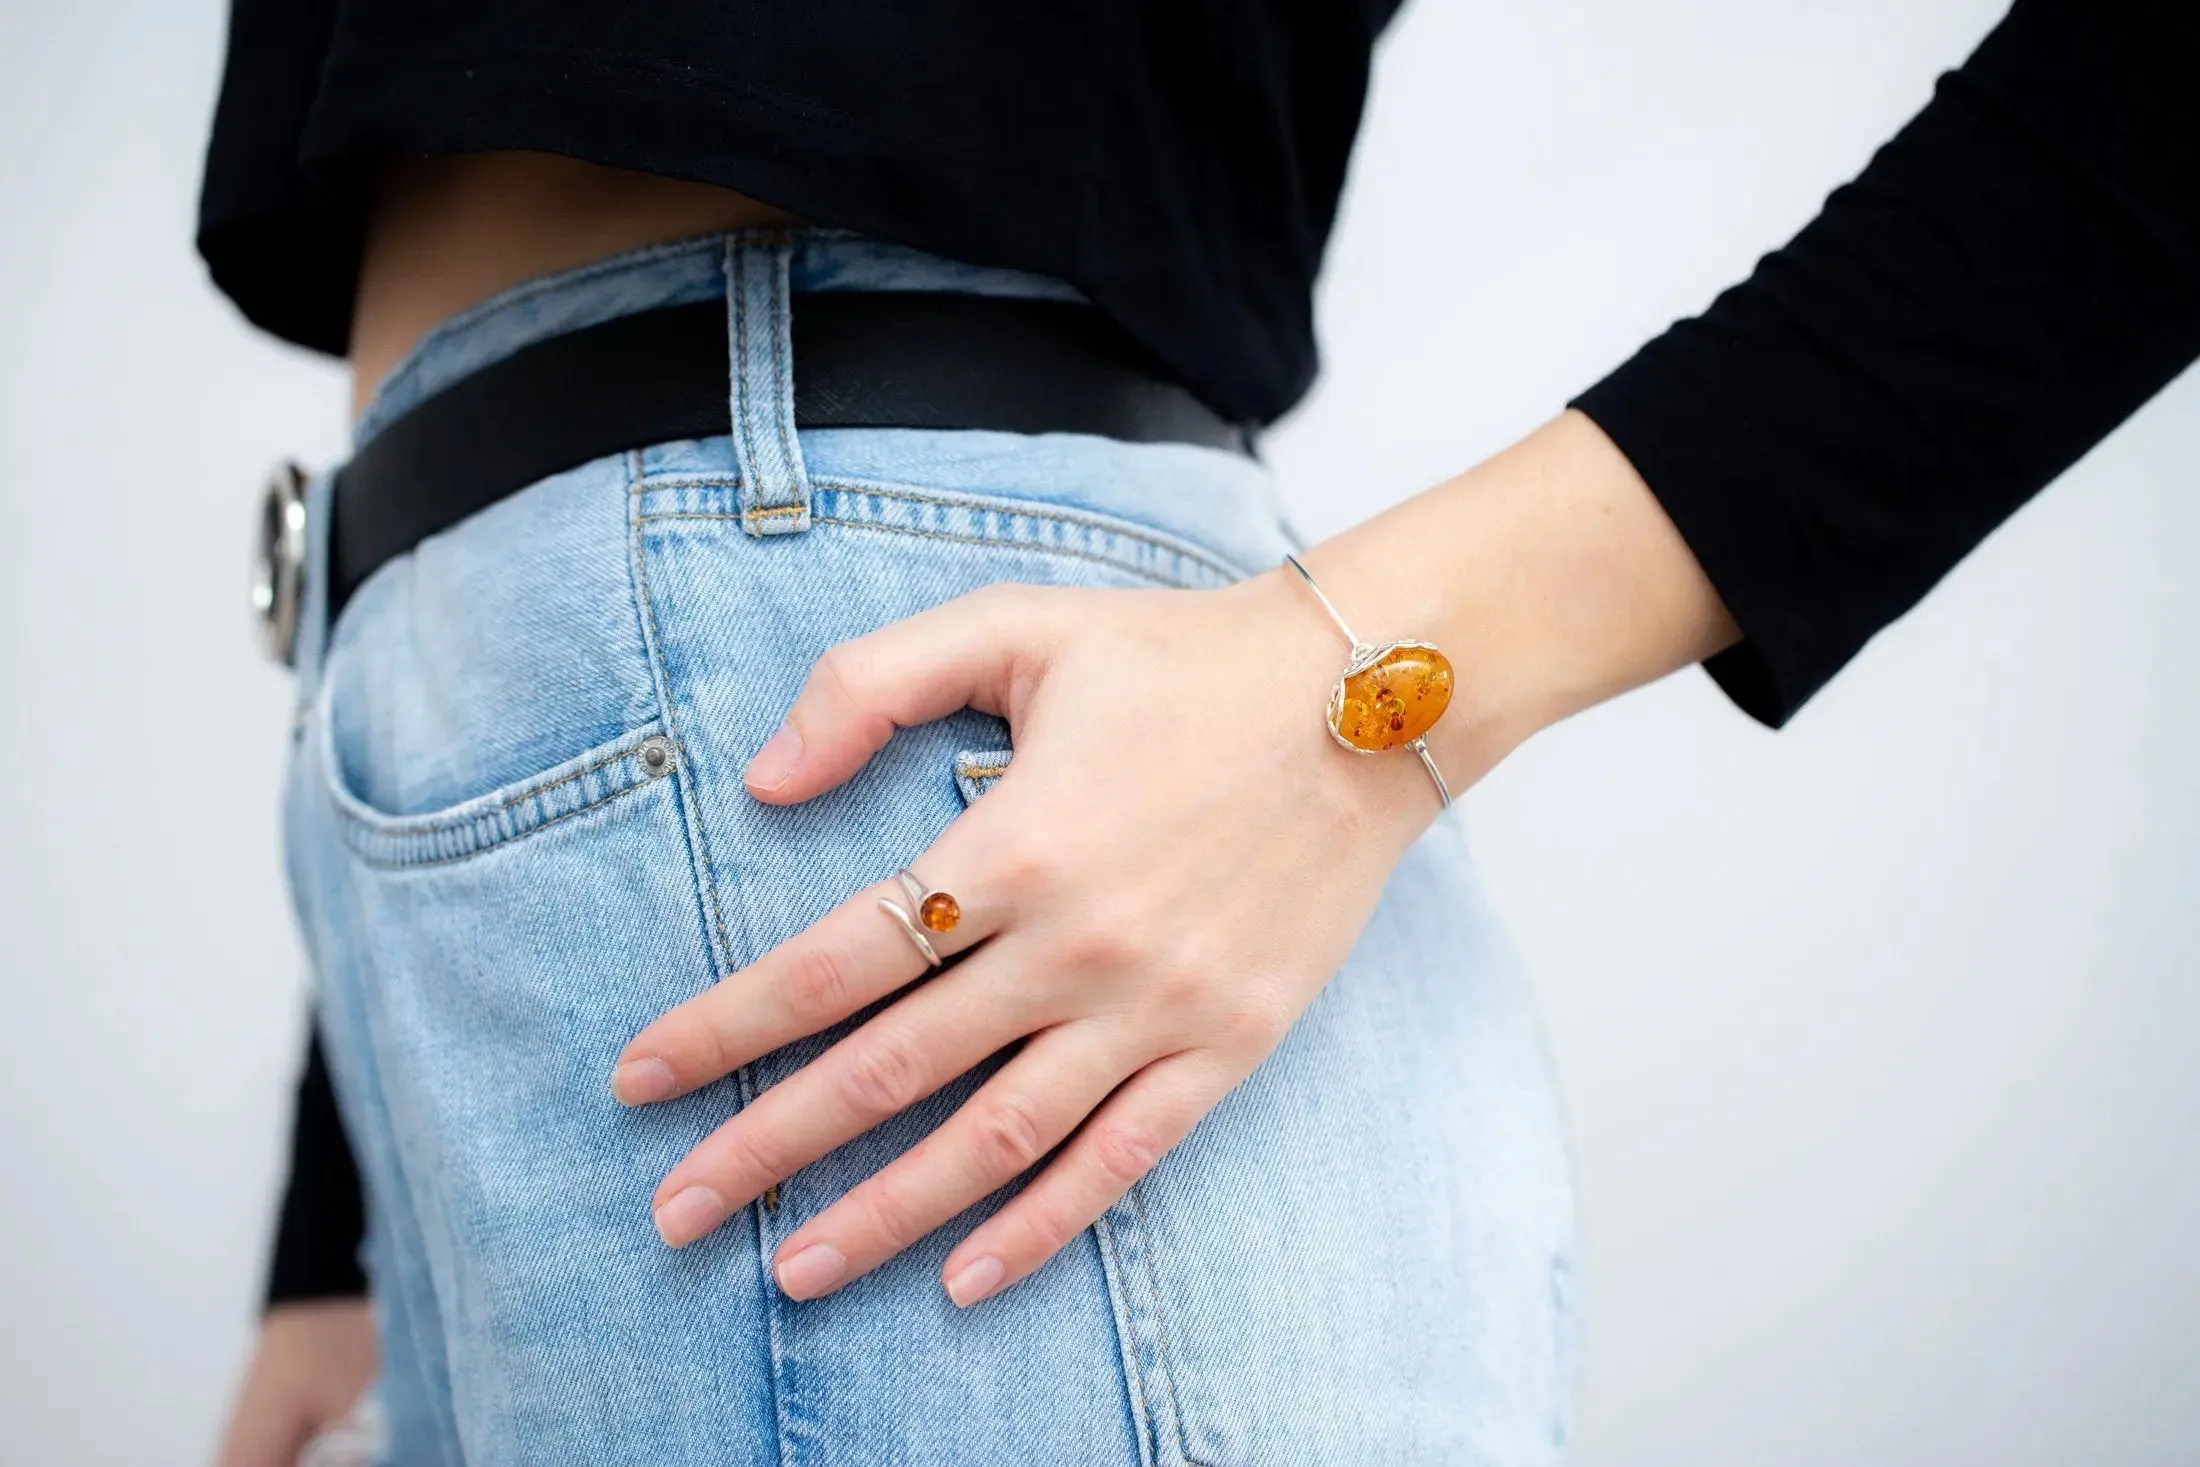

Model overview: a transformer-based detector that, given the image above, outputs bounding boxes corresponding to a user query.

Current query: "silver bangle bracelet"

[1283,553,1455,810]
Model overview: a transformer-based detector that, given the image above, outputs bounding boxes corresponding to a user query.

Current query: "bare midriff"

[349,151,801,417]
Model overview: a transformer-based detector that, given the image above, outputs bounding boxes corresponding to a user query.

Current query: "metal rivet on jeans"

[640,735,674,776]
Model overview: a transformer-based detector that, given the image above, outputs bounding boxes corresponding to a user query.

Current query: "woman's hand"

[613,561,1463,1306]
[612,410,1738,1307]
[216,1298,377,1467]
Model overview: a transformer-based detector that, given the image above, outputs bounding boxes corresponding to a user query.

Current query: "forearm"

[1290,410,1738,793]
[1297,0,2200,769]
[1572,0,2200,724]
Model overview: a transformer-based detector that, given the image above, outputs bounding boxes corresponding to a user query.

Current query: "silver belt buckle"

[251,460,310,668]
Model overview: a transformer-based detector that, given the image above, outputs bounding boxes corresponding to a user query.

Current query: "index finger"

[610,862,1002,1106]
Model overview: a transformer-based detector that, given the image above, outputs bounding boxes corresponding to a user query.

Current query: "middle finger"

[614,860,1001,1106]
[648,938,1046,1246]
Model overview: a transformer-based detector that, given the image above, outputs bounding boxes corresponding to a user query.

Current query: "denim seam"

[343,739,646,839]
[337,773,659,871]
[769,246,795,510]
[631,475,1246,581]
[829,484,1241,577]
[1093,1212,1160,1467]
[626,456,738,970]
[731,242,760,525]
[1125,1184,1206,1466]
[635,512,1204,589]
[627,454,793,1466]
[296,741,471,1466]
[754,1192,797,1467]
[809,516,1219,587]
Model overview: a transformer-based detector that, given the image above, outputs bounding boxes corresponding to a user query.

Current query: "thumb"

[743,583,1049,804]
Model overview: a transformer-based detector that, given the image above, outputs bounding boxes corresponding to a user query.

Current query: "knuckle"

[1147,960,1209,1012]
[781,944,855,1024]
[688,1002,739,1082]
[1212,988,1289,1050]
[988,834,1054,897]
[812,640,873,701]
[1013,1193,1080,1255]
[721,1124,789,1190]
[969,1095,1051,1176]
[840,1032,929,1117]
[1061,914,1148,973]
[861,1176,924,1254]
[1090,1119,1169,1187]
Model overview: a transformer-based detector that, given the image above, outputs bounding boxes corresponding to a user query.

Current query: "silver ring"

[876,867,961,969]
[876,896,941,967]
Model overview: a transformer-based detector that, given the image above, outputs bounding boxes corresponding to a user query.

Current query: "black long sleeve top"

[251,0,2200,1307]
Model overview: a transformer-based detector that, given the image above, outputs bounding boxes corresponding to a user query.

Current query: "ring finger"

[647,938,1050,1246]
[613,853,1000,1108]
[766,1017,1138,1299]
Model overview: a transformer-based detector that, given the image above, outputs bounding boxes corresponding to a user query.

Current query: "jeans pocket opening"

[316,684,674,870]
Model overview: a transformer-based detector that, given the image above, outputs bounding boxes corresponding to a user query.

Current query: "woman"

[209,0,2198,1462]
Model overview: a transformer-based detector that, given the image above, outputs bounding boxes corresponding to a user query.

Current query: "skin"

[624,406,1737,1304]
[216,1299,377,1467]
[227,151,1740,1451]
[348,153,798,418]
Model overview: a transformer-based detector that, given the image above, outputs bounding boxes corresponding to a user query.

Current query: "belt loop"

[725,234,811,536]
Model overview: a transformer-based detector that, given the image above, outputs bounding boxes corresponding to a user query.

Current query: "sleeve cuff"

[264,1023,369,1308]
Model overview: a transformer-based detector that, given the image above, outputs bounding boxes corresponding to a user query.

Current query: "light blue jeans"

[282,232,1580,1466]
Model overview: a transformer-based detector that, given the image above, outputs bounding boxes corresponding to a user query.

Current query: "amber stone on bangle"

[1329,642,1454,752]
[919,892,961,933]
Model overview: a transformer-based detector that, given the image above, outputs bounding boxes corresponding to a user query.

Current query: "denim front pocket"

[290,617,766,1464]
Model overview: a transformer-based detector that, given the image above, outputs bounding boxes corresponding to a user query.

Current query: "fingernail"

[653,1186,727,1247]
[775,1242,847,1300]
[744,725,803,792]
[945,1255,1005,1308]
[611,1057,676,1106]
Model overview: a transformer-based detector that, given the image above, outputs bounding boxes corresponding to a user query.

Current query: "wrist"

[1292,410,1738,793]
[1242,559,1495,837]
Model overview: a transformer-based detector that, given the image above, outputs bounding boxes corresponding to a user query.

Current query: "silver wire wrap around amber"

[1283,553,1454,809]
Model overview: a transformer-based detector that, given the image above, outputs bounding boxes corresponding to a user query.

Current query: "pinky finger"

[940,1050,1226,1308]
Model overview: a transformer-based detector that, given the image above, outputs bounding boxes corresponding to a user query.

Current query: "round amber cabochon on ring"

[919,892,961,932]
[1330,643,1454,751]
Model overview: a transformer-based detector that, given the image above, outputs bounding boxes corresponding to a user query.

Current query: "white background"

[3,0,2195,1461]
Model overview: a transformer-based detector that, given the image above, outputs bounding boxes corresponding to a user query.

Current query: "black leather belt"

[312,292,1249,634]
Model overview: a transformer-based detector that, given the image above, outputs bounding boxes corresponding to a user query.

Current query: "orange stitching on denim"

[330,731,652,839]
[769,242,801,506]
[629,475,1244,581]
[634,509,1202,586]
[629,477,739,495]
[630,472,737,965]
[731,242,760,523]
[1092,1211,1161,1467]
[813,516,1204,585]
[1126,1184,1203,1464]
[839,484,1238,578]
[345,772,660,871]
